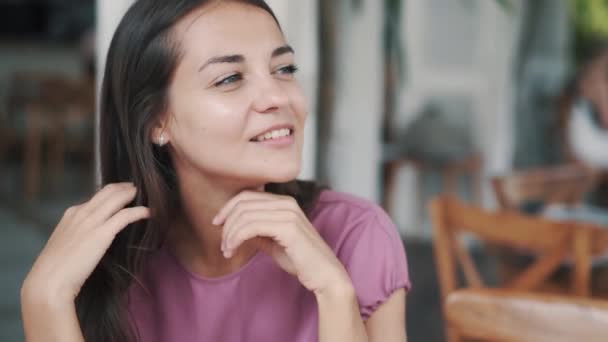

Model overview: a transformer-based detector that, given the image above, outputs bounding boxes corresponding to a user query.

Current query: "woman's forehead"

[173,2,285,58]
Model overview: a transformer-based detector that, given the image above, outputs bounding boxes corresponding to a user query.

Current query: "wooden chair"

[4,71,95,201]
[445,288,608,342]
[382,153,482,234]
[490,163,608,292]
[429,196,608,342]
[491,163,599,211]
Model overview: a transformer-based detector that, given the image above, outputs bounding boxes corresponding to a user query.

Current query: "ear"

[150,116,171,146]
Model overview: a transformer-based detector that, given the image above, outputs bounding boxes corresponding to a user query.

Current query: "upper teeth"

[256,128,291,142]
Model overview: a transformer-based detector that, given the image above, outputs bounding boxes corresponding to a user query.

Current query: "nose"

[251,74,290,114]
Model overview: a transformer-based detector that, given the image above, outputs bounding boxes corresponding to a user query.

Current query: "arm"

[364,289,407,342]
[316,284,407,342]
[316,280,369,342]
[20,287,84,342]
[20,183,149,341]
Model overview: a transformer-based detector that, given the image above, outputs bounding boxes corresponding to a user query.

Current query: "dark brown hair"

[76,1,324,341]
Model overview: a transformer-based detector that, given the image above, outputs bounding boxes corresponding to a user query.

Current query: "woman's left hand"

[213,190,351,295]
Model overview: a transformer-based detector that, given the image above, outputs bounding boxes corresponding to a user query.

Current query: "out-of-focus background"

[3,0,608,341]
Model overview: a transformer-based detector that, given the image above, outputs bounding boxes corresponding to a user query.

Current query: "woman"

[20,1,410,341]
[557,45,608,208]
[563,46,608,168]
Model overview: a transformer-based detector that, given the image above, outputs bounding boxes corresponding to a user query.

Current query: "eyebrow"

[198,45,295,72]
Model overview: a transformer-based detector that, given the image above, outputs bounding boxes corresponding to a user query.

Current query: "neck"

[169,166,264,278]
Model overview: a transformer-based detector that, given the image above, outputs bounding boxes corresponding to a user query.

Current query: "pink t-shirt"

[127,190,411,342]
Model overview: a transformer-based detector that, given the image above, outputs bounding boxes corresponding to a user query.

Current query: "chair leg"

[572,229,591,297]
[470,155,483,204]
[0,124,7,179]
[24,104,41,202]
[445,327,461,342]
[443,168,458,196]
[49,113,65,193]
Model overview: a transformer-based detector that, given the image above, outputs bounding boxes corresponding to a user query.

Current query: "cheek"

[287,84,308,123]
[168,95,248,158]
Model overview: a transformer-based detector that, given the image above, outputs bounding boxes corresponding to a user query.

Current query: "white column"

[266,0,318,180]
[328,1,384,201]
[95,0,135,185]
[478,1,524,174]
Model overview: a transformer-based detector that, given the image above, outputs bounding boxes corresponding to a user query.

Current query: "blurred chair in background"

[429,196,608,342]
[491,163,608,295]
[491,163,598,212]
[1,71,95,202]
[445,288,608,342]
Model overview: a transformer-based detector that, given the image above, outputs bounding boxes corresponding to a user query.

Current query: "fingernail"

[212,216,219,225]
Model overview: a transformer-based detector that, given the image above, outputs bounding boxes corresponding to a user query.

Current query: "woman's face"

[161,2,306,186]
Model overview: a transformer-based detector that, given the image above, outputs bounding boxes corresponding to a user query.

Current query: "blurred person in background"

[563,45,608,169]
[557,43,608,211]
[20,1,410,342]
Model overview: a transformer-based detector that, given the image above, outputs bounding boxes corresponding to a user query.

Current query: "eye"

[274,64,299,76]
[214,73,243,87]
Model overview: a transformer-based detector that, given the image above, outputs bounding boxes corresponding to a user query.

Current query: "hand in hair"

[21,183,149,342]
[213,190,352,296]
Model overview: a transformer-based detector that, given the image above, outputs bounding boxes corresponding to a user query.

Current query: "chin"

[263,161,301,183]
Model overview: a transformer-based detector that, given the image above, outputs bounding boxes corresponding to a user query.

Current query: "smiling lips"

[249,126,295,148]
[253,128,292,142]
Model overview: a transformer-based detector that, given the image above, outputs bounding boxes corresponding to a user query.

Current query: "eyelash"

[214,64,299,87]
[215,74,242,87]
[276,64,299,75]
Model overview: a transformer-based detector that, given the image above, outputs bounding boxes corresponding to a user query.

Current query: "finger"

[221,198,302,242]
[86,182,133,208]
[100,206,150,237]
[222,209,298,252]
[225,217,300,258]
[225,221,295,258]
[214,191,294,225]
[76,183,134,220]
[213,191,275,225]
[80,186,139,229]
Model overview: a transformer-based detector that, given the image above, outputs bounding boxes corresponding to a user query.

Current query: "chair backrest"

[7,71,95,114]
[491,163,598,211]
[445,288,608,342]
[429,196,608,341]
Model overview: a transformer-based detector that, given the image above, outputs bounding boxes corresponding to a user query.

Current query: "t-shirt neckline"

[161,243,265,284]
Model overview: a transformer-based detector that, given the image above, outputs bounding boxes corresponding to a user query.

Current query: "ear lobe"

[151,126,170,146]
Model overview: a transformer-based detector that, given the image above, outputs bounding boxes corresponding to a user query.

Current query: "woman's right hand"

[21,182,150,307]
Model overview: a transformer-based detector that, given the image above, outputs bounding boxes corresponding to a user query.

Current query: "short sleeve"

[338,206,411,320]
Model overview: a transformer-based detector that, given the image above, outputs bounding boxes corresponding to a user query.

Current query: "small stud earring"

[158,133,165,146]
